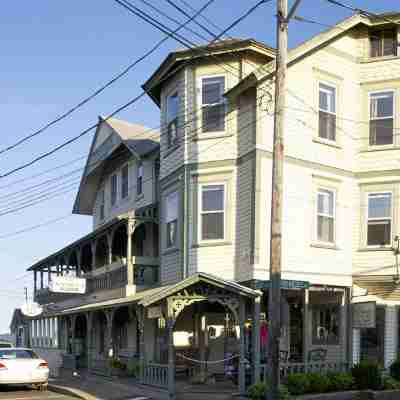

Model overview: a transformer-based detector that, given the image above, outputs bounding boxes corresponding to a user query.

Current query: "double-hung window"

[316,189,335,244]
[111,174,117,207]
[167,91,179,148]
[121,165,129,200]
[99,188,105,220]
[369,91,394,146]
[367,192,392,246]
[201,76,226,133]
[319,83,336,141]
[165,191,178,248]
[137,162,143,196]
[200,184,225,241]
[370,30,397,58]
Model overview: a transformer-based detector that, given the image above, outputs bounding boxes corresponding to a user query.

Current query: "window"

[370,30,397,58]
[312,305,340,345]
[201,76,226,133]
[99,188,105,220]
[367,193,392,246]
[137,162,143,196]
[200,184,225,240]
[167,91,179,147]
[165,191,178,248]
[121,165,129,199]
[319,83,336,141]
[316,189,335,244]
[369,92,394,146]
[111,174,117,206]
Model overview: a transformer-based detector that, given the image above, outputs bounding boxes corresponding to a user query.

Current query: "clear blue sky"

[0,0,396,332]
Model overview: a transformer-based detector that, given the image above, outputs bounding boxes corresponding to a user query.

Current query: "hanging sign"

[353,301,376,329]
[254,279,310,290]
[49,276,86,294]
[21,302,43,317]
[147,306,162,319]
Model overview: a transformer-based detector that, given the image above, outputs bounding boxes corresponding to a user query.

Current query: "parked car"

[0,342,13,349]
[0,348,49,390]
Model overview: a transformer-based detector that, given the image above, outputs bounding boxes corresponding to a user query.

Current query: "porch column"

[105,309,115,377]
[340,290,348,366]
[384,305,398,369]
[352,329,361,365]
[76,248,82,276]
[252,294,261,383]
[34,271,37,296]
[91,241,97,271]
[303,288,309,367]
[47,264,52,285]
[239,298,246,396]
[106,232,113,265]
[86,313,93,371]
[136,306,145,380]
[40,270,44,289]
[167,298,176,400]
[126,219,135,295]
[71,315,77,355]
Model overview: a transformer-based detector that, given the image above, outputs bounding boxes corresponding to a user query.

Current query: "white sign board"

[49,276,86,294]
[353,301,376,329]
[21,302,43,317]
[148,306,162,319]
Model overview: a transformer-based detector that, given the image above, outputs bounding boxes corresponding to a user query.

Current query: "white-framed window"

[137,162,143,196]
[370,29,397,58]
[165,191,178,248]
[99,188,105,220]
[369,91,394,146]
[367,192,392,246]
[316,188,335,244]
[200,76,226,133]
[111,174,118,206]
[167,91,179,148]
[121,165,129,199]
[200,184,225,241]
[318,83,336,141]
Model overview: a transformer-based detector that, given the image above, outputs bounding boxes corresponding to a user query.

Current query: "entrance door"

[360,306,385,364]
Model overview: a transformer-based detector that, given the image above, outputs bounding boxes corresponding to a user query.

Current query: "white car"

[0,348,49,390]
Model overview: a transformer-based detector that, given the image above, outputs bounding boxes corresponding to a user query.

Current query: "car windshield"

[0,350,38,359]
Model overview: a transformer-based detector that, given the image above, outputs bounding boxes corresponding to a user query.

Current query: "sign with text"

[353,301,376,329]
[49,276,86,294]
[254,279,310,290]
[147,306,162,319]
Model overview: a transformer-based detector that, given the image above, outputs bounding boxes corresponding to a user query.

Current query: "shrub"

[383,376,400,390]
[351,361,382,390]
[126,359,142,377]
[327,372,354,392]
[390,359,400,381]
[308,372,331,393]
[109,358,127,370]
[287,373,310,395]
[247,381,290,400]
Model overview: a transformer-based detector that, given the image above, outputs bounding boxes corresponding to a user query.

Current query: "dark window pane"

[167,119,178,148]
[202,77,224,105]
[383,30,396,56]
[202,212,224,240]
[167,220,177,248]
[111,175,117,206]
[319,111,336,141]
[371,35,382,57]
[202,104,225,132]
[121,166,129,199]
[367,221,391,246]
[312,305,340,345]
[369,119,393,145]
[202,185,224,211]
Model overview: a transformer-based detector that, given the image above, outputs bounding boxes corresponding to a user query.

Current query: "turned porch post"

[167,298,176,400]
[86,313,93,371]
[34,271,37,296]
[303,288,309,368]
[91,241,97,271]
[239,297,246,396]
[126,219,135,294]
[252,294,261,384]
[76,248,82,276]
[107,232,113,265]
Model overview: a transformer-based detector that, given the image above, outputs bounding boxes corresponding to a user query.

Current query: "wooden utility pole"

[267,0,288,398]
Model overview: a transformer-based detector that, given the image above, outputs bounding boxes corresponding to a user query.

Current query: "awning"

[353,274,400,300]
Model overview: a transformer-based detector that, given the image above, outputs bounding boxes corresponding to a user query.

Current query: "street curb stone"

[49,383,101,400]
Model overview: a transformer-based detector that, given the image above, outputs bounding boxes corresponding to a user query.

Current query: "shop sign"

[353,301,376,329]
[148,306,162,319]
[49,276,86,294]
[254,279,310,290]
[21,302,43,317]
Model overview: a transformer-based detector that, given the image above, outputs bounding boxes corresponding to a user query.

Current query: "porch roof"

[59,273,260,315]
[353,274,400,300]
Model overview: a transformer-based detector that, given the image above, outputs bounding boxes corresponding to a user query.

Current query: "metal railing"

[142,362,168,387]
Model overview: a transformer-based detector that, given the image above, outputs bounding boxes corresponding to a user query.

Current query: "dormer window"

[167,91,179,148]
[201,76,226,133]
[137,162,143,196]
[370,29,397,58]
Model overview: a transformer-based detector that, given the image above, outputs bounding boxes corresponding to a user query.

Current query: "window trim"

[110,173,118,207]
[368,89,395,147]
[366,191,393,248]
[315,187,336,245]
[318,81,337,143]
[198,74,227,136]
[121,164,129,200]
[165,190,179,249]
[198,182,227,243]
[166,90,179,148]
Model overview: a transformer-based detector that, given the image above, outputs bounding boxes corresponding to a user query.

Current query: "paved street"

[0,386,76,400]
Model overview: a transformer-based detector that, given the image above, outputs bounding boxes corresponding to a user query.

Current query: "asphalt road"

[0,386,76,400]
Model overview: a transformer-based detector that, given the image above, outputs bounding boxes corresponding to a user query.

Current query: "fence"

[142,362,168,388]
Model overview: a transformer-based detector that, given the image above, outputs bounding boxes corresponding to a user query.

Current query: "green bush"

[383,376,400,390]
[247,381,290,400]
[390,359,400,381]
[308,372,331,393]
[287,373,310,395]
[126,359,142,377]
[109,358,127,370]
[327,372,354,392]
[351,361,382,390]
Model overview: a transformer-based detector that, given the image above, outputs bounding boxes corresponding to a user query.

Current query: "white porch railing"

[142,362,168,388]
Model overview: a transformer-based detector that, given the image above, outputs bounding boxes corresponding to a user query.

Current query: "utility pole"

[268,0,301,398]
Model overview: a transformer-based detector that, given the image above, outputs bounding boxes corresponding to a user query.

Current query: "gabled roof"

[226,12,400,99]
[73,117,159,216]
[142,38,276,106]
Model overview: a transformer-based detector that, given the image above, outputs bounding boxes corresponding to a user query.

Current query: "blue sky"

[0,0,397,332]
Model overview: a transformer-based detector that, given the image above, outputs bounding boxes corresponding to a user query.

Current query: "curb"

[49,383,101,400]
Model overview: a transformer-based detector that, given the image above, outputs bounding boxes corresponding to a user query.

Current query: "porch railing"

[142,362,168,388]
